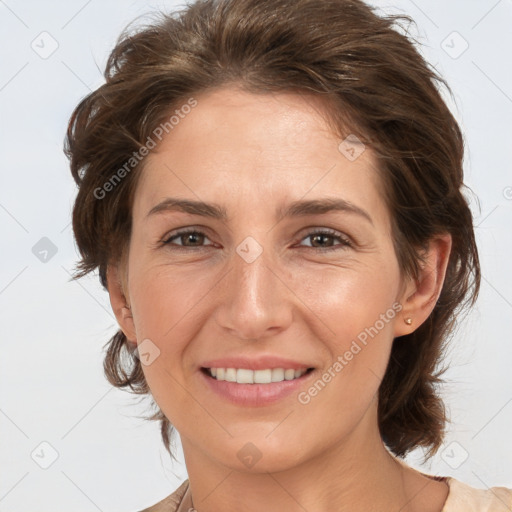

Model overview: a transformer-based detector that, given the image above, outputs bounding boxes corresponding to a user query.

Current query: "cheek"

[127,261,218,405]
[127,242,401,421]
[130,263,209,343]
[300,260,400,395]
[295,277,399,441]
[127,264,212,427]
[130,249,401,366]
[303,258,400,338]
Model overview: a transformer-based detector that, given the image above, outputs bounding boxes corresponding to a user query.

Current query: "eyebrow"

[147,197,228,220]
[278,198,373,225]
[146,197,373,225]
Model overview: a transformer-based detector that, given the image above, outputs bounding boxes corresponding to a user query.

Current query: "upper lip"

[200,356,314,371]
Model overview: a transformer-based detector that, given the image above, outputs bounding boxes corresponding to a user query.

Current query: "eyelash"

[161,228,353,252]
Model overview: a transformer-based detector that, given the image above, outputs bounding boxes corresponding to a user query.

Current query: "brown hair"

[65,0,480,459]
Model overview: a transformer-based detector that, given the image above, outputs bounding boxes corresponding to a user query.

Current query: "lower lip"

[199,369,315,406]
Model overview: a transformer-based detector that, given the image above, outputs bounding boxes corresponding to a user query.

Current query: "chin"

[209,435,312,474]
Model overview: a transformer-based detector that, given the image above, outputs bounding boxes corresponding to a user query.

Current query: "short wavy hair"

[65,0,480,459]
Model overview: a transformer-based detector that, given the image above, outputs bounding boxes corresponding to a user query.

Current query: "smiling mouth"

[201,367,315,384]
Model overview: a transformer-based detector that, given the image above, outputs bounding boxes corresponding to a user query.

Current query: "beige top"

[139,474,512,512]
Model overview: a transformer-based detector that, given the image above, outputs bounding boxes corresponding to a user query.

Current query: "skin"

[107,86,452,512]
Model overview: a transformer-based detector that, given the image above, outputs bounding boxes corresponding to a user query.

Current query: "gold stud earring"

[404,317,412,325]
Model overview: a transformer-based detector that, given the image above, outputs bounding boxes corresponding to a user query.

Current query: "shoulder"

[443,477,512,512]
[392,455,512,512]
[137,480,191,512]
[133,475,512,511]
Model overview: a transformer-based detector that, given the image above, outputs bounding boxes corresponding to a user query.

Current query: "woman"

[65,0,511,510]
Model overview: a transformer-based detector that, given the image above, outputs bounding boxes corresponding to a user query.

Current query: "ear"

[394,233,452,337]
[106,264,137,344]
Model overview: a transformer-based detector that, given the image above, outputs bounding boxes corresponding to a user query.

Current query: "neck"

[180,407,428,512]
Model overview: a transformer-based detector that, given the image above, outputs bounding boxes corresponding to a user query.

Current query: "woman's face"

[117,86,414,472]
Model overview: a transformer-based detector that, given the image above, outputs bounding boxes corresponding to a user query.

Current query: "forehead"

[133,86,389,226]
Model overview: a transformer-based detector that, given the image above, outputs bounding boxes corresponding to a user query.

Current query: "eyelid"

[161,227,215,247]
[160,226,353,252]
[296,227,353,250]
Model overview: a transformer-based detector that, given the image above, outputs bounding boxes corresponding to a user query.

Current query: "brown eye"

[309,233,335,248]
[299,229,352,251]
[180,232,205,246]
[163,230,212,247]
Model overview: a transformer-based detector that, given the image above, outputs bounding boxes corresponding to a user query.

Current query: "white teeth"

[236,369,254,384]
[207,367,309,383]
[225,368,237,382]
[271,368,284,381]
[254,369,272,384]
[285,369,296,380]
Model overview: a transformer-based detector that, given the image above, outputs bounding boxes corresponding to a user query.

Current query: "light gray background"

[0,0,511,510]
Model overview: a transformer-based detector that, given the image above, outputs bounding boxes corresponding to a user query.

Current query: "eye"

[160,227,352,251]
[162,229,214,248]
[298,229,353,251]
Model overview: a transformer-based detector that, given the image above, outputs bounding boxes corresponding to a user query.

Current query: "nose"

[213,245,294,341]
